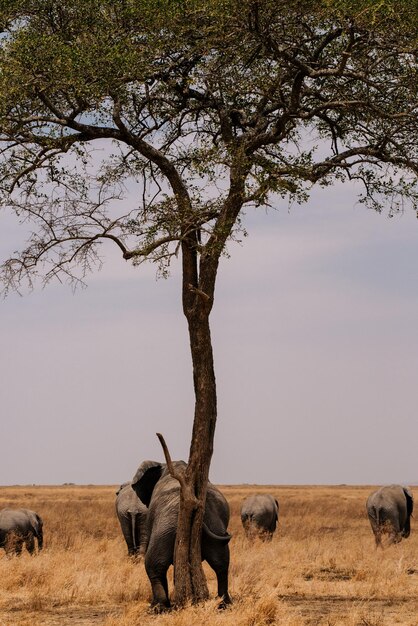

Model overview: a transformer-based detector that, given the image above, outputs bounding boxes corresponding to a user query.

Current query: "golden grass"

[1,484,417,625]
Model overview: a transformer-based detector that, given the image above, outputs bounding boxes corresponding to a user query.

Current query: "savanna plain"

[1,484,418,626]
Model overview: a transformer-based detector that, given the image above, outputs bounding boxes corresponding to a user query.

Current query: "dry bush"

[0,485,418,625]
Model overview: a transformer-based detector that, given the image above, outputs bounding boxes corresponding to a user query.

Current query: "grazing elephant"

[131,460,231,610]
[366,484,413,547]
[115,482,148,557]
[0,508,43,555]
[241,494,279,540]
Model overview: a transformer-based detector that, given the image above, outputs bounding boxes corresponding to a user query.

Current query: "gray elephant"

[366,484,413,547]
[0,508,43,555]
[240,494,279,540]
[115,482,148,557]
[131,460,231,610]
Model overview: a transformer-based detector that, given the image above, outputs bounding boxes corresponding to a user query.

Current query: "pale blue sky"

[2,179,418,485]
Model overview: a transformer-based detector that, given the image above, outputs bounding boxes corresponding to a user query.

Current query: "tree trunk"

[171,165,246,606]
[173,304,216,606]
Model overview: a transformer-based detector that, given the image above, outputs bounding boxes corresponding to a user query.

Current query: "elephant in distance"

[115,482,148,557]
[132,459,231,610]
[366,484,413,547]
[0,508,43,555]
[241,494,279,540]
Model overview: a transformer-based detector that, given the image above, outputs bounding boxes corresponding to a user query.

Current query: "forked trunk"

[171,166,246,606]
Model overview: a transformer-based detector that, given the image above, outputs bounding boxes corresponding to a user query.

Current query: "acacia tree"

[0,0,417,607]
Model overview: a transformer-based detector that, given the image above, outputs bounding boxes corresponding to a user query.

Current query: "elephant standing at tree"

[115,482,148,557]
[366,484,413,547]
[241,494,279,540]
[0,508,43,555]
[131,460,231,610]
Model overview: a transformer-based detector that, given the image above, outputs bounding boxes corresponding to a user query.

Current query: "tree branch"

[156,432,191,497]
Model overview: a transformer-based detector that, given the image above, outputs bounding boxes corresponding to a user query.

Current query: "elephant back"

[369,485,406,507]
[132,460,230,540]
[0,508,32,533]
[116,484,146,516]
[146,470,229,537]
[241,494,279,535]
[241,494,277,516]
[367,485,411,528]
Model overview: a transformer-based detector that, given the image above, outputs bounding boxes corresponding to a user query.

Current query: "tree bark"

[168,226,218,606]
[173,302,217,606]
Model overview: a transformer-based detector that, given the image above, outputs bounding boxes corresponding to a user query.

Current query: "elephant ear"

[131,461,163,507]
[274,499,279,510]
[115,481,130,496]
[403,487,414,517]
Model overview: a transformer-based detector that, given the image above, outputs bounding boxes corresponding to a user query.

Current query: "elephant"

[131,459,231,610]
[366,484,413,547]
[115,482,148,557]
[0,508,43,555]
[240,494,279,540]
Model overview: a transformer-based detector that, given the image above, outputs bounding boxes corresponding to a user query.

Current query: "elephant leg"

[402,516,411,538]
[7,539,23,556]
[387,519,402,545]
[243,519,257,540]
[145,541,172,610]
[388,530,402,545]
[119,515,136,556]
[147,570,170,610]
[25,534,35,555]
[37,527,44,551]
[5,533,23,556]
[259,526,272,542]
[132,514,147,557]
[203,544,231,607]
[268,517,278,537]
[374,529,383,548]
[161,574,169,602]
[4,543,14,556]
[137,514,148,557]
[368,516,382,548]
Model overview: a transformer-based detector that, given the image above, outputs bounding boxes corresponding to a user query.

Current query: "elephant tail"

[374,506,380,526]
[202,523,231,544]
[130,514,137,552]
[367,501,378,522]
[370,505,380,527]
[370,505,384,546]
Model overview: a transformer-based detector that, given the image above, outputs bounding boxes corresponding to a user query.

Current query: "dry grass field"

[0,484,418,626]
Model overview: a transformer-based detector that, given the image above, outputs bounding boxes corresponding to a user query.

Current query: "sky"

[1,176,418,486]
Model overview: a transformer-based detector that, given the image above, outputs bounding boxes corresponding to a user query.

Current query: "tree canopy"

[0,0,417,290]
